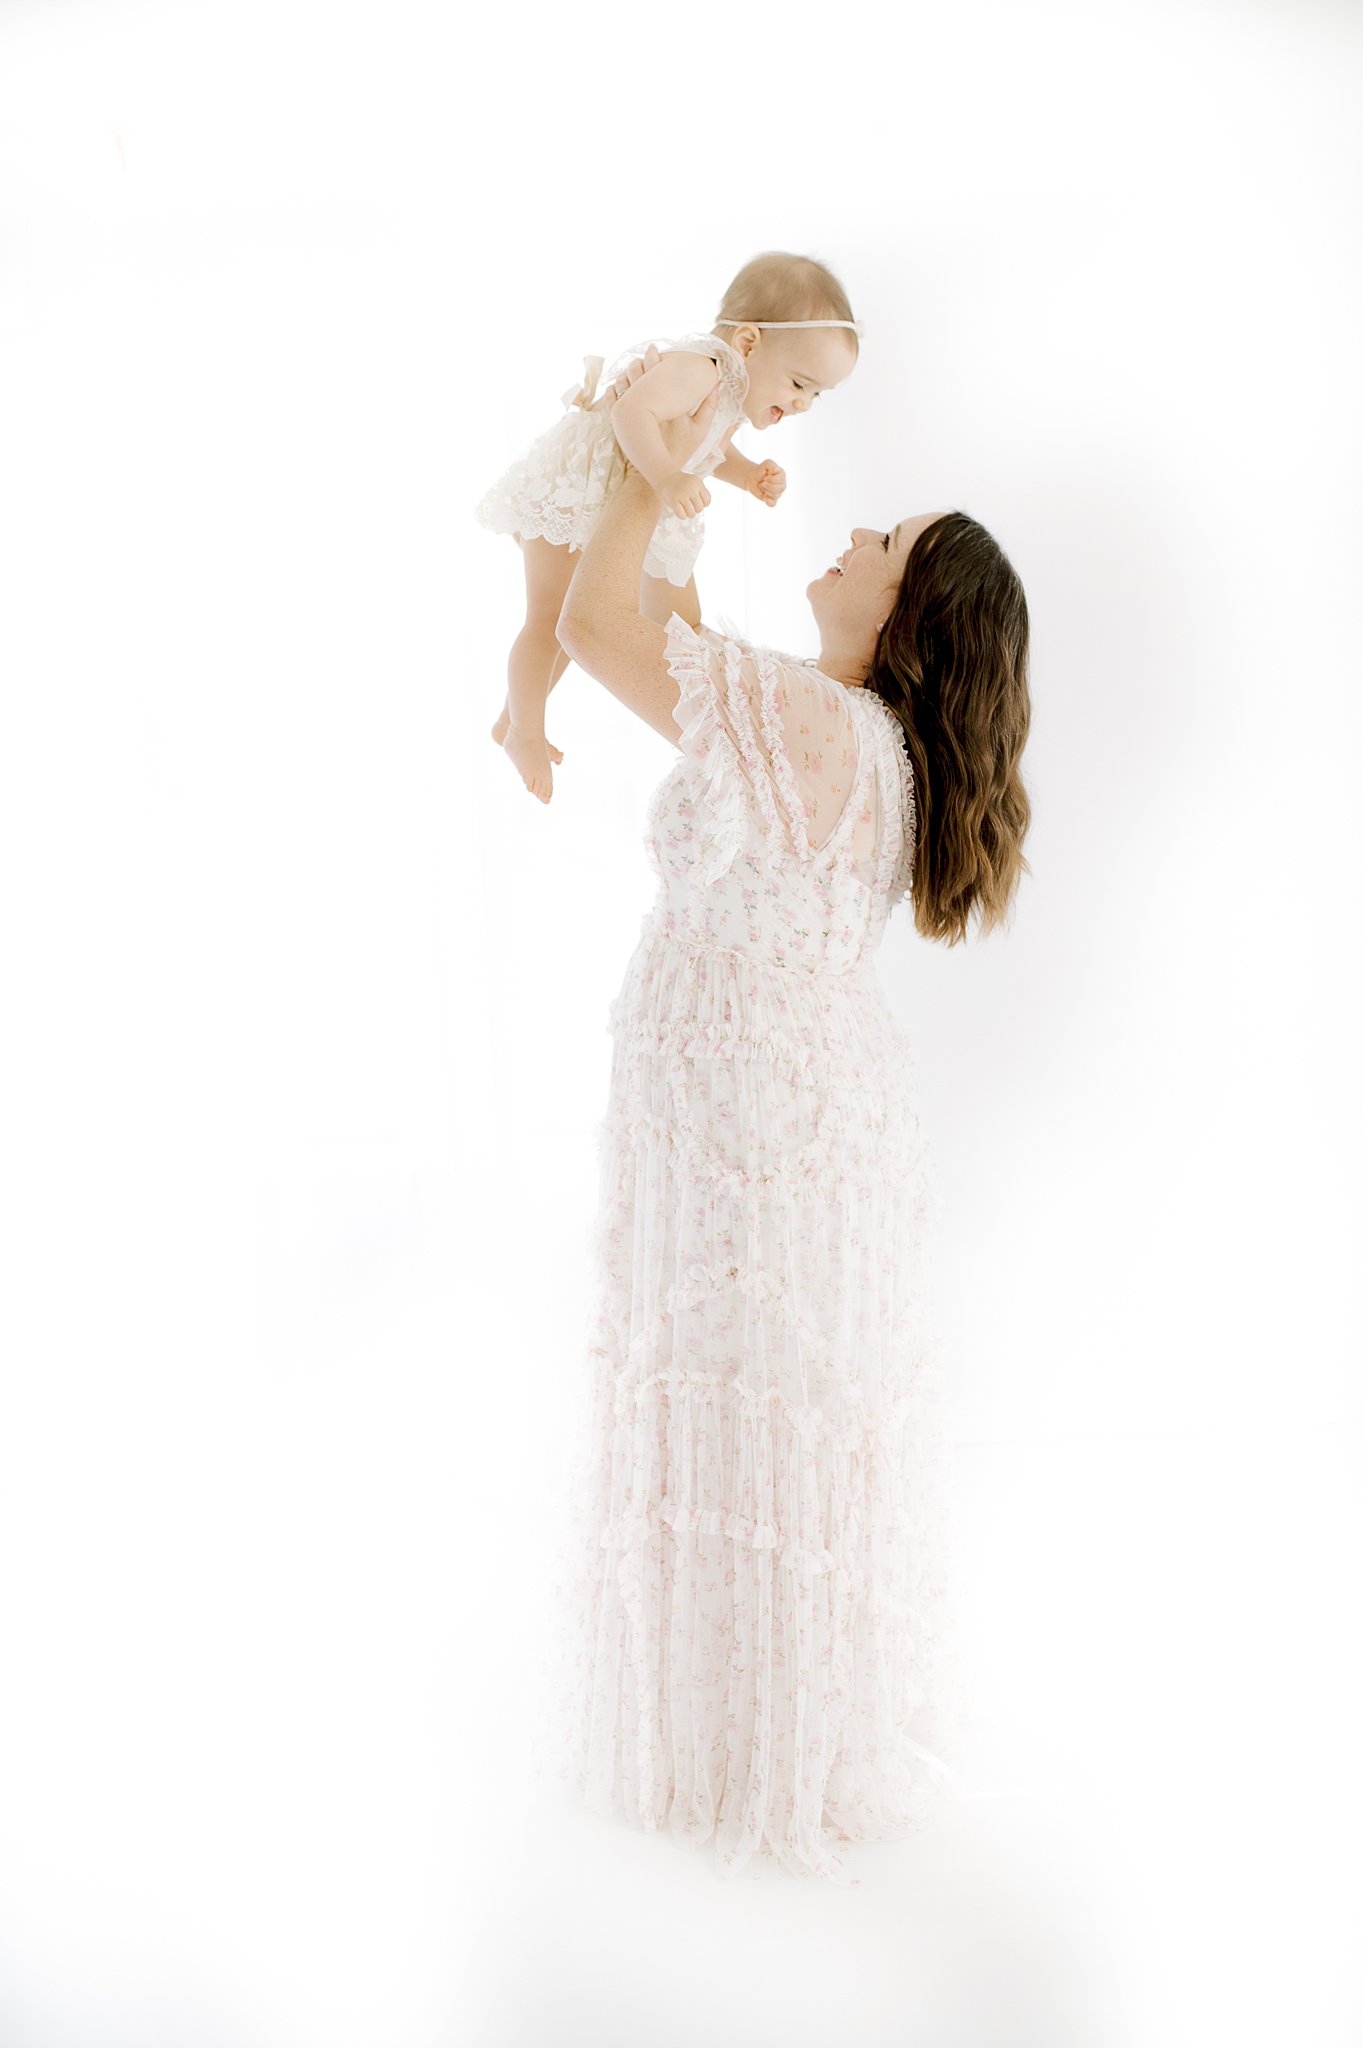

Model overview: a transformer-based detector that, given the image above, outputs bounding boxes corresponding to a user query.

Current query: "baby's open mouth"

[769,406,783,423]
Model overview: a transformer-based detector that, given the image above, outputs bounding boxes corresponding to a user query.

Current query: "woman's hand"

[748,460,786,508]
[588,343,662,409]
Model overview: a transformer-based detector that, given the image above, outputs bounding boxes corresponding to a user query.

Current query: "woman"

[530,372,1032,1888]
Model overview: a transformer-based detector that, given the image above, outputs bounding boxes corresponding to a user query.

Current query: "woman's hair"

[871,514,1032,946]
[715,251,858,355]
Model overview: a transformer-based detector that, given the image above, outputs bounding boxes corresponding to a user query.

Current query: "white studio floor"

[460,1427,1363,2048]
[0,1279,1355,2047]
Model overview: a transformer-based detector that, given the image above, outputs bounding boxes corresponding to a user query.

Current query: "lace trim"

[854,696,916,910]
[750,645,873,867]
[593,1261,937,1376]
[595,1314,935,1396]
[601,1138,919,1206]
[663,615,764,886]
[643,511,705,588]
[606,1004,826,1076]
[576,1363,949,1607]
[593,1344,938,1430]
[604,1004,913,1108]
[754,642,820,852]
[714,631,787,839]
[594,1095,917,1185]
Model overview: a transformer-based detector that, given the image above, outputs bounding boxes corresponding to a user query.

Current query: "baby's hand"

[661,471,712,521]
[749,461,786,507]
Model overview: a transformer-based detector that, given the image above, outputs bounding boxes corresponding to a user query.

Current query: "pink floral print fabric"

[530,614,965,1886]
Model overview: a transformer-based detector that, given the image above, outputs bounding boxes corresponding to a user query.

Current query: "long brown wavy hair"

[869,513,1032,946]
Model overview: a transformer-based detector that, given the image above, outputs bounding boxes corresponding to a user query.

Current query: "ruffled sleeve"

[663,615,767,886]
[883,718,917,914]
[663,614,863,886]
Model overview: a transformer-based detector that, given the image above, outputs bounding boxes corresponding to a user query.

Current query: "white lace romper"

[474,332,751,588]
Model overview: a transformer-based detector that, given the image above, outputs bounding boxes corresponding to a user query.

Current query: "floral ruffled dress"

[530,614,968,1887]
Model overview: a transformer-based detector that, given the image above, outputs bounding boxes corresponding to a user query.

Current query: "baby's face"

[726,326,858,430]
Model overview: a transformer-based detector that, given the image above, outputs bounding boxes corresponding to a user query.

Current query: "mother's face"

[806,514,942,639]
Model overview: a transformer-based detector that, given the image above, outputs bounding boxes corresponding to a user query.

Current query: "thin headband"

[714,318,865,338]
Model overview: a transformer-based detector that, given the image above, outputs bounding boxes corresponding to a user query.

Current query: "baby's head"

[714,251,860,430]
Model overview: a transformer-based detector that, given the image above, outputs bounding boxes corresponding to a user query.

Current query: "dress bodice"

[640,616,917,974]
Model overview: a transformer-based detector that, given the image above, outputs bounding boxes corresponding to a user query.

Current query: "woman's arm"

[556,472,682,744]
[558,385,722,745]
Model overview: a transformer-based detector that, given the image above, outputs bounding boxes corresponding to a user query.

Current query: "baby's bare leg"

[495,536,576,804]
[492,639,570,747]
[640,570,702,630]
[547,643,572,691]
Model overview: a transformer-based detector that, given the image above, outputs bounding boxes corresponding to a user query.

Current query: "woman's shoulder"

[693,623,855,704]
[685,615,795,662]
[663,617,835,741]
[673,617,905,717]
[682,617,906,715]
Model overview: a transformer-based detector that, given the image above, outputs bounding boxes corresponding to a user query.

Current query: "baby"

[475,249,862,802]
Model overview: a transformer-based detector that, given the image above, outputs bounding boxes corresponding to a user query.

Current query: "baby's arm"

[609,350,723,518]
[712,432,758,492]
[713,435,787,510]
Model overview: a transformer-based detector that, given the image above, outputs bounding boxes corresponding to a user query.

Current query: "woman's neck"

[814,646,870,689]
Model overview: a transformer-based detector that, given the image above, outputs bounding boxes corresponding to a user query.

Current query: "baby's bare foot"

[503,724,557,803]
[492,702,562,763]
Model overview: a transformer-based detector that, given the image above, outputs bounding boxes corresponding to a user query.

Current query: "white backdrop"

[1,1,1360,2043]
